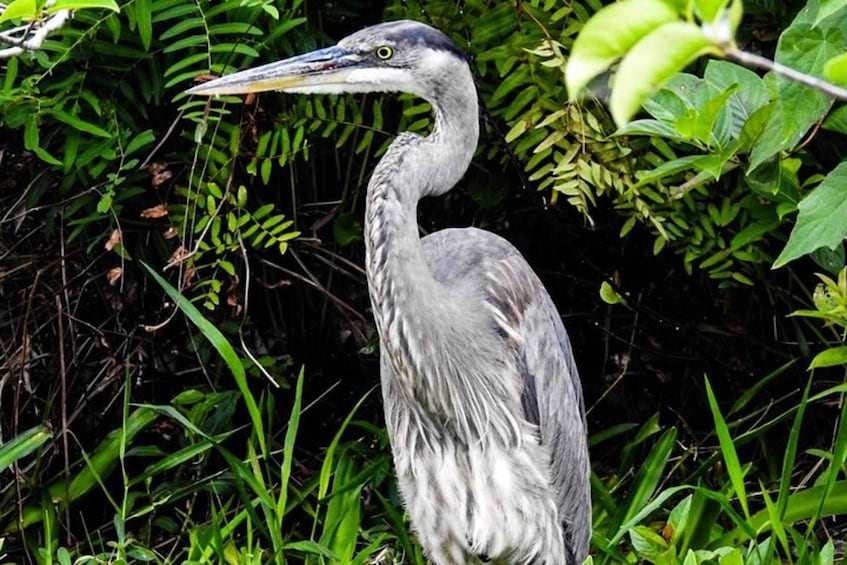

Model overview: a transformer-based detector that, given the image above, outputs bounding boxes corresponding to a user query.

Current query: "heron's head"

[186,20,470,101]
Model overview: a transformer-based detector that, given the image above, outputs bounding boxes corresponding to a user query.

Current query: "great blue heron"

[188,20,590,564]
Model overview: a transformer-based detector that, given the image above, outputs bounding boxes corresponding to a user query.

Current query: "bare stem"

[725,47,847,101]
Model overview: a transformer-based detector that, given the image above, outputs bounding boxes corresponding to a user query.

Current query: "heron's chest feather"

[394,440,565,563]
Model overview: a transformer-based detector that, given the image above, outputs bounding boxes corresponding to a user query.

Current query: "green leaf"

[693,0,730,23]
[615,119,688,140]
[748,23,840,170]
[565,0,680,99]
[722,480,847,543]
[333,212,363,247]
[611,22,715,126]
[275,368,304,522]
[141,262,267,456]
[815,0,847,26]
[705,376,749,518]
[629,525,669,559]
[13,409,158,530]
[809,346,847,369]
[599,281,627,305]
[135,0,152,51]
[0,425,51,471]
[51,109,112,138]
[824,51,847,85]
[0,0,37,23]
[822,105,847,133]
[703,60,770,143]
[47,0,119,12]
[774,160,847,268]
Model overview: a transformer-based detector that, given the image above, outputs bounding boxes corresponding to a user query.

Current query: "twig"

[725,47,847,101]
[0,9,71,58]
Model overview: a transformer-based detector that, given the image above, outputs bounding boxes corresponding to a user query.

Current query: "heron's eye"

[375,46,394,60]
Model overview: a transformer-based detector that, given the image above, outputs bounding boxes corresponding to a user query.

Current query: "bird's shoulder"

[421,227,543,334]
[421,226,523,285]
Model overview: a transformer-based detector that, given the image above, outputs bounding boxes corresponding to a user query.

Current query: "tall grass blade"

[705,376,749,518]
[10,408,158,530]
[610,426,677,536]
[276,367,304,530]
[319,451,363,564]
[720,480,847,544]
[142,261,267,456]
[759,481,790,558]
[808,379,847,537]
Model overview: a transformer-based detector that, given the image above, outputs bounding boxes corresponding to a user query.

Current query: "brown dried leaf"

[148,162,167,174]
[193,73,219,84]
[227,293,242,315]
[104,229,121,251]
[140,205,168,219]
[166,246,189,269]
[182,267,196,284]
[152,171,173,188]
[107,267,122,286]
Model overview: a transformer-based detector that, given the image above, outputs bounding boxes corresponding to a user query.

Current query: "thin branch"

[725,46,847,101]
[0,9,71,58]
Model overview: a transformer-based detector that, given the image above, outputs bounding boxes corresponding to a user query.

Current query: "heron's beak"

[186,46,361,96]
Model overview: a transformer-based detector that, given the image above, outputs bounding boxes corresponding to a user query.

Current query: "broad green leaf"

[565,0,679,99]
[615,119,689,140]
[815,0,847,26]
[47,0,119,12]
[693,0,730,23]
[822,105,847,133]
[0,0,36,23]
[0,425,51,471]
[611,22,715,126]
[748,23,840,171]
[643,74,704,121]
[629,525,669,559]
[283,540,338,559]
[674,85,737,146]
[774,160,847,267]
[704,60,770,143]
[808,346,847,369]
[824,51,847,85]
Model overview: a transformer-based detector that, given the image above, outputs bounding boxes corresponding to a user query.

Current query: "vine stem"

[725,47,847,101]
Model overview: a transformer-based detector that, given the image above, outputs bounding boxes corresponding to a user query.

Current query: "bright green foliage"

[775,161,847,268]
[565,0,679,100]
[566,0,729,125]
[0,0,117,25]
[612,61,780,283]
[610,21,716,126]
[591,368,847,563]
[565,0,847,282]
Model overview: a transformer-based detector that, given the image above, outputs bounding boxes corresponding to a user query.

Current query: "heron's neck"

[364,73,479,376]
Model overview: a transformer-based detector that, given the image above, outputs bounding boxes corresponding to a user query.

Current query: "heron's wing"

[484,254,591,561]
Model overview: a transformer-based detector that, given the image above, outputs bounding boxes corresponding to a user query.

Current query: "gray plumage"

[188,19,590,564]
